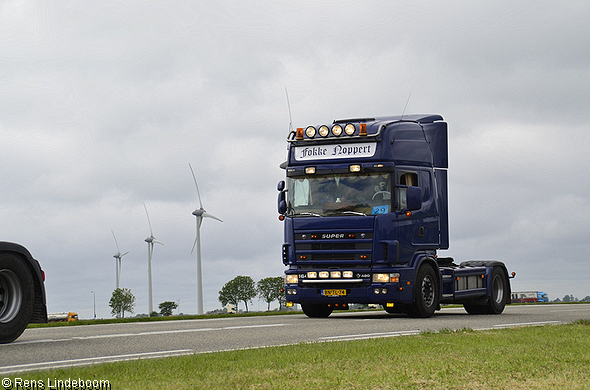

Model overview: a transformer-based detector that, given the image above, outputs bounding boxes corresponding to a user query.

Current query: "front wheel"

[406,263,439,318]
[0,254,35,343]
[301,304,333,318]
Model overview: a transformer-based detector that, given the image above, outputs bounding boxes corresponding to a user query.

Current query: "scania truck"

[277,114,515,318]
[0,242,47,342]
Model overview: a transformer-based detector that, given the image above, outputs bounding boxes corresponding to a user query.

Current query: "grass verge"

[9,320,590,389]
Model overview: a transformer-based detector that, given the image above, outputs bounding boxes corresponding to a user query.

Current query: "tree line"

[218,276,285,312]
[108,275,284,318]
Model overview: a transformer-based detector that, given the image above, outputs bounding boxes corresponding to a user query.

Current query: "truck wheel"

[0,254,35,343]
[464,266,508,315]
[406,263,439,318]
[485,266,508,314]
[301,304,333,318]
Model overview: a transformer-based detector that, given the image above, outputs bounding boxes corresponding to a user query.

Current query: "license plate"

[322,289,346,297]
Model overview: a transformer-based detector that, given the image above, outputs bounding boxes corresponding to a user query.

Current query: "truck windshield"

[287,173,391,217]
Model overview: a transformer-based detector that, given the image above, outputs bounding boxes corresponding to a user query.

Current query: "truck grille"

[294,231,373,263]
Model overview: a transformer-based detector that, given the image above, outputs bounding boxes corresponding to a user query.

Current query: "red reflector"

[42,270,45,282]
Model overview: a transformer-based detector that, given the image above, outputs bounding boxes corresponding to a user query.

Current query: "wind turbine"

[111,230,129,290]
[144,203,163,315]
[189,163,222,315]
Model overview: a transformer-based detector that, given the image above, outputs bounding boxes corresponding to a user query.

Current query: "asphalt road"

[2,304,590,375]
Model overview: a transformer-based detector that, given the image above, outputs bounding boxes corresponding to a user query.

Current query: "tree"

[219,275,256,312]
[159,301,178,316]
[257,276,284,311]
[109,288,135,319]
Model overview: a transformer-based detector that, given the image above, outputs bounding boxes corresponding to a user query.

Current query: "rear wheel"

[0,254,35,343]
[464,266,509,315]
[301,304,333,318]
[406,263,439,318]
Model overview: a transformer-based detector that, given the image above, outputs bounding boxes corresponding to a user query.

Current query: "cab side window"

[396,171,418,210]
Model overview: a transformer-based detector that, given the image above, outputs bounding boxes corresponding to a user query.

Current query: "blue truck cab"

[277,114,514,318]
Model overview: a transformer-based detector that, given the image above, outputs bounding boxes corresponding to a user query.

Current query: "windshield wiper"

[343,211,367,216]
[297,212,323,218]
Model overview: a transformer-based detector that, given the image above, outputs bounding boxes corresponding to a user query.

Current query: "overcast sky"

[2,1,589,319]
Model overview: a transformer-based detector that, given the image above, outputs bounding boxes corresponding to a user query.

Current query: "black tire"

[486,266,508,314]
[463,303,487,314]
[0,254,35,343]
[406,263,439,318]
[464,266,509,315]
[301,304,333,318]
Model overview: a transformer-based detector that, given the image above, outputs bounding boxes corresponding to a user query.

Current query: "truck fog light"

[319,271,329,278]
[373,288,381,295]
[286,275,298,284]
[343,271,353,278]
[318,125,329,137]
[307,271,317,279]
[381,288,388,294]
[330,271,341,278]
[332,124,343,136]
[287,289,297,295]
[305,126,316,138]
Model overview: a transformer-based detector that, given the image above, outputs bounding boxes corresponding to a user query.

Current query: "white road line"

[6,323,290,345]
[493,321,560,328]
[319,330,421,341]
[0,350,194,375]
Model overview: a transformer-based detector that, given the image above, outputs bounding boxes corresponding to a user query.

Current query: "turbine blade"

[121,251,129,257]
[112,230,121,253]
[154,239,164,245]
[191,218,199,253]
[189,163,203,209]
[144,202,154,236]
[202,212,223,223]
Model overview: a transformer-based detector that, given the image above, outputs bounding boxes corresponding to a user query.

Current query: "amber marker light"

[406,211,412,217]
[359,123,367,136]
[295,127,304,140]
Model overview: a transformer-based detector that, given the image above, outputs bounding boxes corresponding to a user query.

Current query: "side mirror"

[277,180,285,192]
[278,199,287,215]
[406,186,422,211]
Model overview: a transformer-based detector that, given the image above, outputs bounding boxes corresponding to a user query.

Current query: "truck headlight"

[286,275,298,284]
[372,273,390,283]
[372,273,400,283]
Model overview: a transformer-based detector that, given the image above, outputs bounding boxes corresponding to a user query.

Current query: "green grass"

[10,320,590,389]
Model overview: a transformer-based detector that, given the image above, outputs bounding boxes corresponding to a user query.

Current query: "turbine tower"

[189,163,222,315]
[144,203,163,315]
[111,230,129,290]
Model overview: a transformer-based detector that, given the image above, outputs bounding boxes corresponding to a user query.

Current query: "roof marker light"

[359,123,367,136]
[296,127,304,140]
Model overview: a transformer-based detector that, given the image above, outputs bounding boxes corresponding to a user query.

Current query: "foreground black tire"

[0,254,35,344]
[406,263,439,318]
[301,304,333,318]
